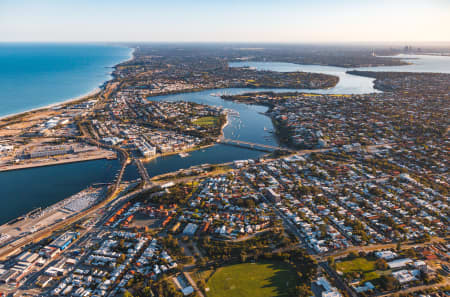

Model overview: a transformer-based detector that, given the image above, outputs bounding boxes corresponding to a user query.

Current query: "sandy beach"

[0,46,135,122]
[0,88,101,122]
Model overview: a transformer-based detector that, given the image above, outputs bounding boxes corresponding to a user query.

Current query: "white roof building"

[375,250,398,260]
[388,258,413,269]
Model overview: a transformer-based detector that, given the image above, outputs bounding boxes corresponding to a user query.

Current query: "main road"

[218,137,294,152]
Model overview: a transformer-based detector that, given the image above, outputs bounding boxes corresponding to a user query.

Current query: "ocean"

[0,43,131,117]
[0,43,131,224]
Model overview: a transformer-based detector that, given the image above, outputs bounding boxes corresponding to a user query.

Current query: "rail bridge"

[218,138,293,152]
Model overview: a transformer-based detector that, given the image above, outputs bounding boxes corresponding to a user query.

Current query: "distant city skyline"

[0,0,449,42]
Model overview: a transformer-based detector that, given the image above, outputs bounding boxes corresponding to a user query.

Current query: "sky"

[0,0,449,43]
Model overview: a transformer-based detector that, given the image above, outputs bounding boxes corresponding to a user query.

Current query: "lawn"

[336,257,391,286]
[362,271,380,282]
[193,116,219,127]
[206,262,298,297]
[335,257,376,273]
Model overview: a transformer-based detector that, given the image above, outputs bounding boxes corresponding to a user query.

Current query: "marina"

[0,186,105,249]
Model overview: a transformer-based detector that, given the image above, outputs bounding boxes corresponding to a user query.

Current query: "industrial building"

[49,231,79,250]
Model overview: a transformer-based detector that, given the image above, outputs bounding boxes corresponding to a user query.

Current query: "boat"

[179,152,189,158]
[210,92,227,97]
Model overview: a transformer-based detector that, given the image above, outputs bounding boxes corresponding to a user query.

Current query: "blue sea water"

[0,43,131,117]
[0,43,131,224]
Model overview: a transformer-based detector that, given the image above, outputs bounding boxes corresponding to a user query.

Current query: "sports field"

[206,261,298,297]
[193,116,219,127]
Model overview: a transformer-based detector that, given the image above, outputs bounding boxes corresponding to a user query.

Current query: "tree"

[123,291,133,297]
[380,275,399,291]
[295,283,312,297]
[118,253,126,264]
[142,287,153,297]
[420,233,431,243]
[197,257,206,267]
[348,251,359,259]
[328,256,335,267]
[319,224,328,238]
[197,279,206,292]
[404,248,417,258]
[375,258,388,270]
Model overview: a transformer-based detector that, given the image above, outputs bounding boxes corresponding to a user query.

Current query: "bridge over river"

[135,159,151,183]
[218,138,293,153]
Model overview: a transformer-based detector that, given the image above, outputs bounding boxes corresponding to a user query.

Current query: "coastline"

[0,46,135,122]
[0,87,101,122]
[0,46,135,227]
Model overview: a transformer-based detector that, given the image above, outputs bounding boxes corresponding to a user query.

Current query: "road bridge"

[135,159,151,183]
[218,138,293,152]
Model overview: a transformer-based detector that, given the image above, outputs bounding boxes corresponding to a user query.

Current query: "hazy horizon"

[2,41,450,46]
[1,0,449,43]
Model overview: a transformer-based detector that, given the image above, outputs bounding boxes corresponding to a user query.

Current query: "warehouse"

[49,232,78,250]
